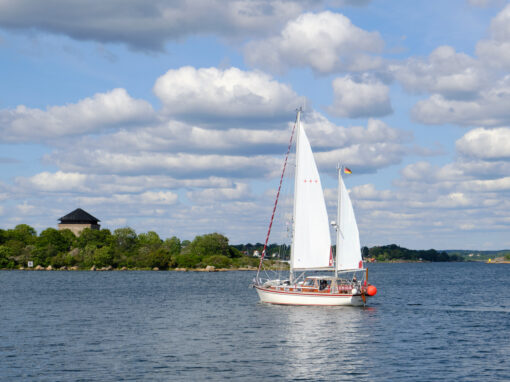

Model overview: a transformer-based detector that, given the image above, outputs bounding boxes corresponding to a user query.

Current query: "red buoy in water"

[366,285,377,296]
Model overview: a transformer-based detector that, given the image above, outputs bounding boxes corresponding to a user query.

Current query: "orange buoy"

[366,285,377,296]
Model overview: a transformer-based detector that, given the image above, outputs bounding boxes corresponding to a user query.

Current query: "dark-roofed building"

[58,208,100,236]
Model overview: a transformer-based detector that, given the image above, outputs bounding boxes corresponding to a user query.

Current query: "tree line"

[230,243,464,262]
[0,225,464,270]
[0,224,261,270]
[365,244,463,262]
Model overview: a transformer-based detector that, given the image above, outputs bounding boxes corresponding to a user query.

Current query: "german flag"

[344,167,352,174]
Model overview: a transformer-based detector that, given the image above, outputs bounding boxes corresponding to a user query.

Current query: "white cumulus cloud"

[476,4,510,69]
[153,66,304,123]
[0,0,319,51]
[456,127,510,160]
[19,171,88,192]
[46,149,280,179]
[327,75,392,118]
[0,88,154,142]
[412,75,510,127]
[244,11,383,74]
[391,46,487,100]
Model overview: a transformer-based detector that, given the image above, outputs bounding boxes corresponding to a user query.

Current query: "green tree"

[80,244,97,268]
[145,248,171,269]
[93,246,114,268]
[112,227,138,253]
[0,245,14,268]
[36,228,74,254]
[76,228,111,248]
[7,224,37,245]
[2,239,25,260]
[2,224,37,262]
[187,233,240,259]
[31,228,70,266]
[163,236,181,256]
[0,229,6,245]
[138,231,162,248]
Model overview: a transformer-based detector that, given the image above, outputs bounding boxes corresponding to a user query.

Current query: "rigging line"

[256,115,298,281]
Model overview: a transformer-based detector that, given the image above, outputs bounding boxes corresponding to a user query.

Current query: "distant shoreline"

[5,260,509,272]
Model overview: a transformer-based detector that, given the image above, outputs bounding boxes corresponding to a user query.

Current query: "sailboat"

[254,109,377,306]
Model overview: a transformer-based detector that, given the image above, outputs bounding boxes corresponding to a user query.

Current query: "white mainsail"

[336,173,362,271]
[291,114,331,270]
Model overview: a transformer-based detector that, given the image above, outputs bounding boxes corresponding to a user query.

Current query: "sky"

[1,0,510,250]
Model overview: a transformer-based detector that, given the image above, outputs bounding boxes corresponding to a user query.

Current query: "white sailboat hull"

[255,285,365,306]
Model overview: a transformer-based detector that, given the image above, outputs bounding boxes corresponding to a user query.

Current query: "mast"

[335,165,342,278]
[289,107,302,284]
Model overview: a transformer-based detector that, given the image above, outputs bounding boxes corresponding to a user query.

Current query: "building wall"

[58,223,100,236]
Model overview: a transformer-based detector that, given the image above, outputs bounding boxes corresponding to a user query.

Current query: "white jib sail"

[336,175,362,271]
[291,120,332,270]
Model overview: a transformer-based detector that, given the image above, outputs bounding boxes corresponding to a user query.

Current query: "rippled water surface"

[1,263,509,381]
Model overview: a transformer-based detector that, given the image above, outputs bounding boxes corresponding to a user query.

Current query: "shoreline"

[4,260,506,272]
[3,265,261,272]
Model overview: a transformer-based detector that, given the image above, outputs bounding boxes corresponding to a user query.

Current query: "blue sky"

[1,0,510,249]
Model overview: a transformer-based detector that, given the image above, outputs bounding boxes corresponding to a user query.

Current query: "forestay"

[291,118,331,270]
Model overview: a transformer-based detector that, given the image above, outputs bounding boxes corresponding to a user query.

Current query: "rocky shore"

[12,265,259,272]
[486,257,510,264]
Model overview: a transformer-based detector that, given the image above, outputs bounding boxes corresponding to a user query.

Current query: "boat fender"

[366,285,377,296]
[351,288,358,295]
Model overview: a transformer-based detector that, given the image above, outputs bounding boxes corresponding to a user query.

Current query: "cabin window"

[319,280,331,290]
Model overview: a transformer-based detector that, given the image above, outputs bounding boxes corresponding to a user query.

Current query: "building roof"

[58,208,100,224]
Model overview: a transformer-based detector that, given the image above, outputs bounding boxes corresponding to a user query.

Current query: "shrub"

[145,249,171,269]
[0,245,12,268]
[231,256,259,268]
[93,247,114,268]
[201,255,232,269]
[175,253,201,268]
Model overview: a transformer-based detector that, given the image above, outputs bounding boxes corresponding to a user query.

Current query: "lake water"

[1,263,509,381]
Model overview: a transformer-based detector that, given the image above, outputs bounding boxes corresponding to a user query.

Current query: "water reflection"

[262,305,376,381]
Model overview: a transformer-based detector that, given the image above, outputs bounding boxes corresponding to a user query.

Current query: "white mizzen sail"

[291,114,331,270]
[336,173,362,271]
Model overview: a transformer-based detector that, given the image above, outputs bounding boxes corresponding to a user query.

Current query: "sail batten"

[290,115,331,271]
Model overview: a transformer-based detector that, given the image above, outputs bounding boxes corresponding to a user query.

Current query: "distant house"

[58,208,100,236]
